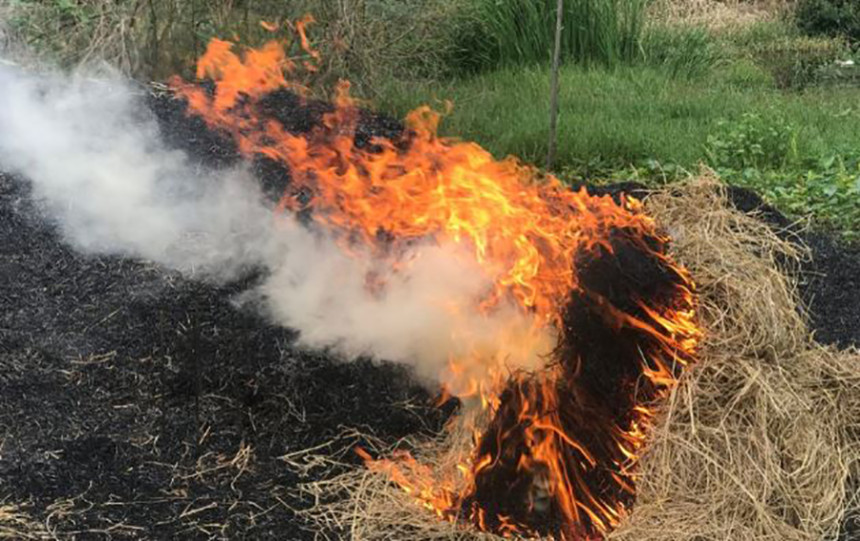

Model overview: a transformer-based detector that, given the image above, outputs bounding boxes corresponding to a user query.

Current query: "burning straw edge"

[287,174,860,541]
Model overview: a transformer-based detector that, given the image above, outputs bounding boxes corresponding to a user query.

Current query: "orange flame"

[171,23,701,540]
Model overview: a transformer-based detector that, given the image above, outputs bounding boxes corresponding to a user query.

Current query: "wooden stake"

[546,0,564,171]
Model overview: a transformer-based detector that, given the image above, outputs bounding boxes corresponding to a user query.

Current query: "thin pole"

[546,0,564,171]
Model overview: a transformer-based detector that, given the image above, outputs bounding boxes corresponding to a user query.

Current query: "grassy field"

[376,63,860,171]
[370,17,860,235]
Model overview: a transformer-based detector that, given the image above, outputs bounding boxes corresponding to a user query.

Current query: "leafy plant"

[705,112,800,172]
[726,157,860,239]
[706,113,860,238]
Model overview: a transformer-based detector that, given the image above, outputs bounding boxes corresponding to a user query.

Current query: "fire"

[171,20,700,540]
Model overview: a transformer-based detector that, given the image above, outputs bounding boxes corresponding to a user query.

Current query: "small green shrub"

[705,112,800,171]
[796,0,860,44]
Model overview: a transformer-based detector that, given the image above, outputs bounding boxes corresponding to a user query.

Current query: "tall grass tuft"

[454,0,649,72]
[642,26,721,78]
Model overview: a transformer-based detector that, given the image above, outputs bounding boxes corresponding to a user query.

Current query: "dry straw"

[0,500,48,540]
[289,175,860,540]
[647,0,796,30]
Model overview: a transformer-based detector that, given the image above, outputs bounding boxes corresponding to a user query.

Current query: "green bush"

[796,0,860,44]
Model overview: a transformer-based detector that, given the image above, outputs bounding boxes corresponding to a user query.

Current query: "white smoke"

[0,65,550,388]
[0,66,277,276]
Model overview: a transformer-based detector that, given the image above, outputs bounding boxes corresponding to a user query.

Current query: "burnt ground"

[1,92,859,539]
[0,172,450,539]
[726,186,860,350]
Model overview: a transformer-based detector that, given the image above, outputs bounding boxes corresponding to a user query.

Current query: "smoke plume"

[0,65,549,387]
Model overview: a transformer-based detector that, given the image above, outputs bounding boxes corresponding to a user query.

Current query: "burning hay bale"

[165,33,705,539]
[290,178,860,541]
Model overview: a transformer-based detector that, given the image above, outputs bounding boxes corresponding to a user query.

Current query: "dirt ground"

[1,93,858,539]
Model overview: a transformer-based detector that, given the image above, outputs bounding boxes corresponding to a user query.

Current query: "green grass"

[372,58,860,236]
[374,64,860,170]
